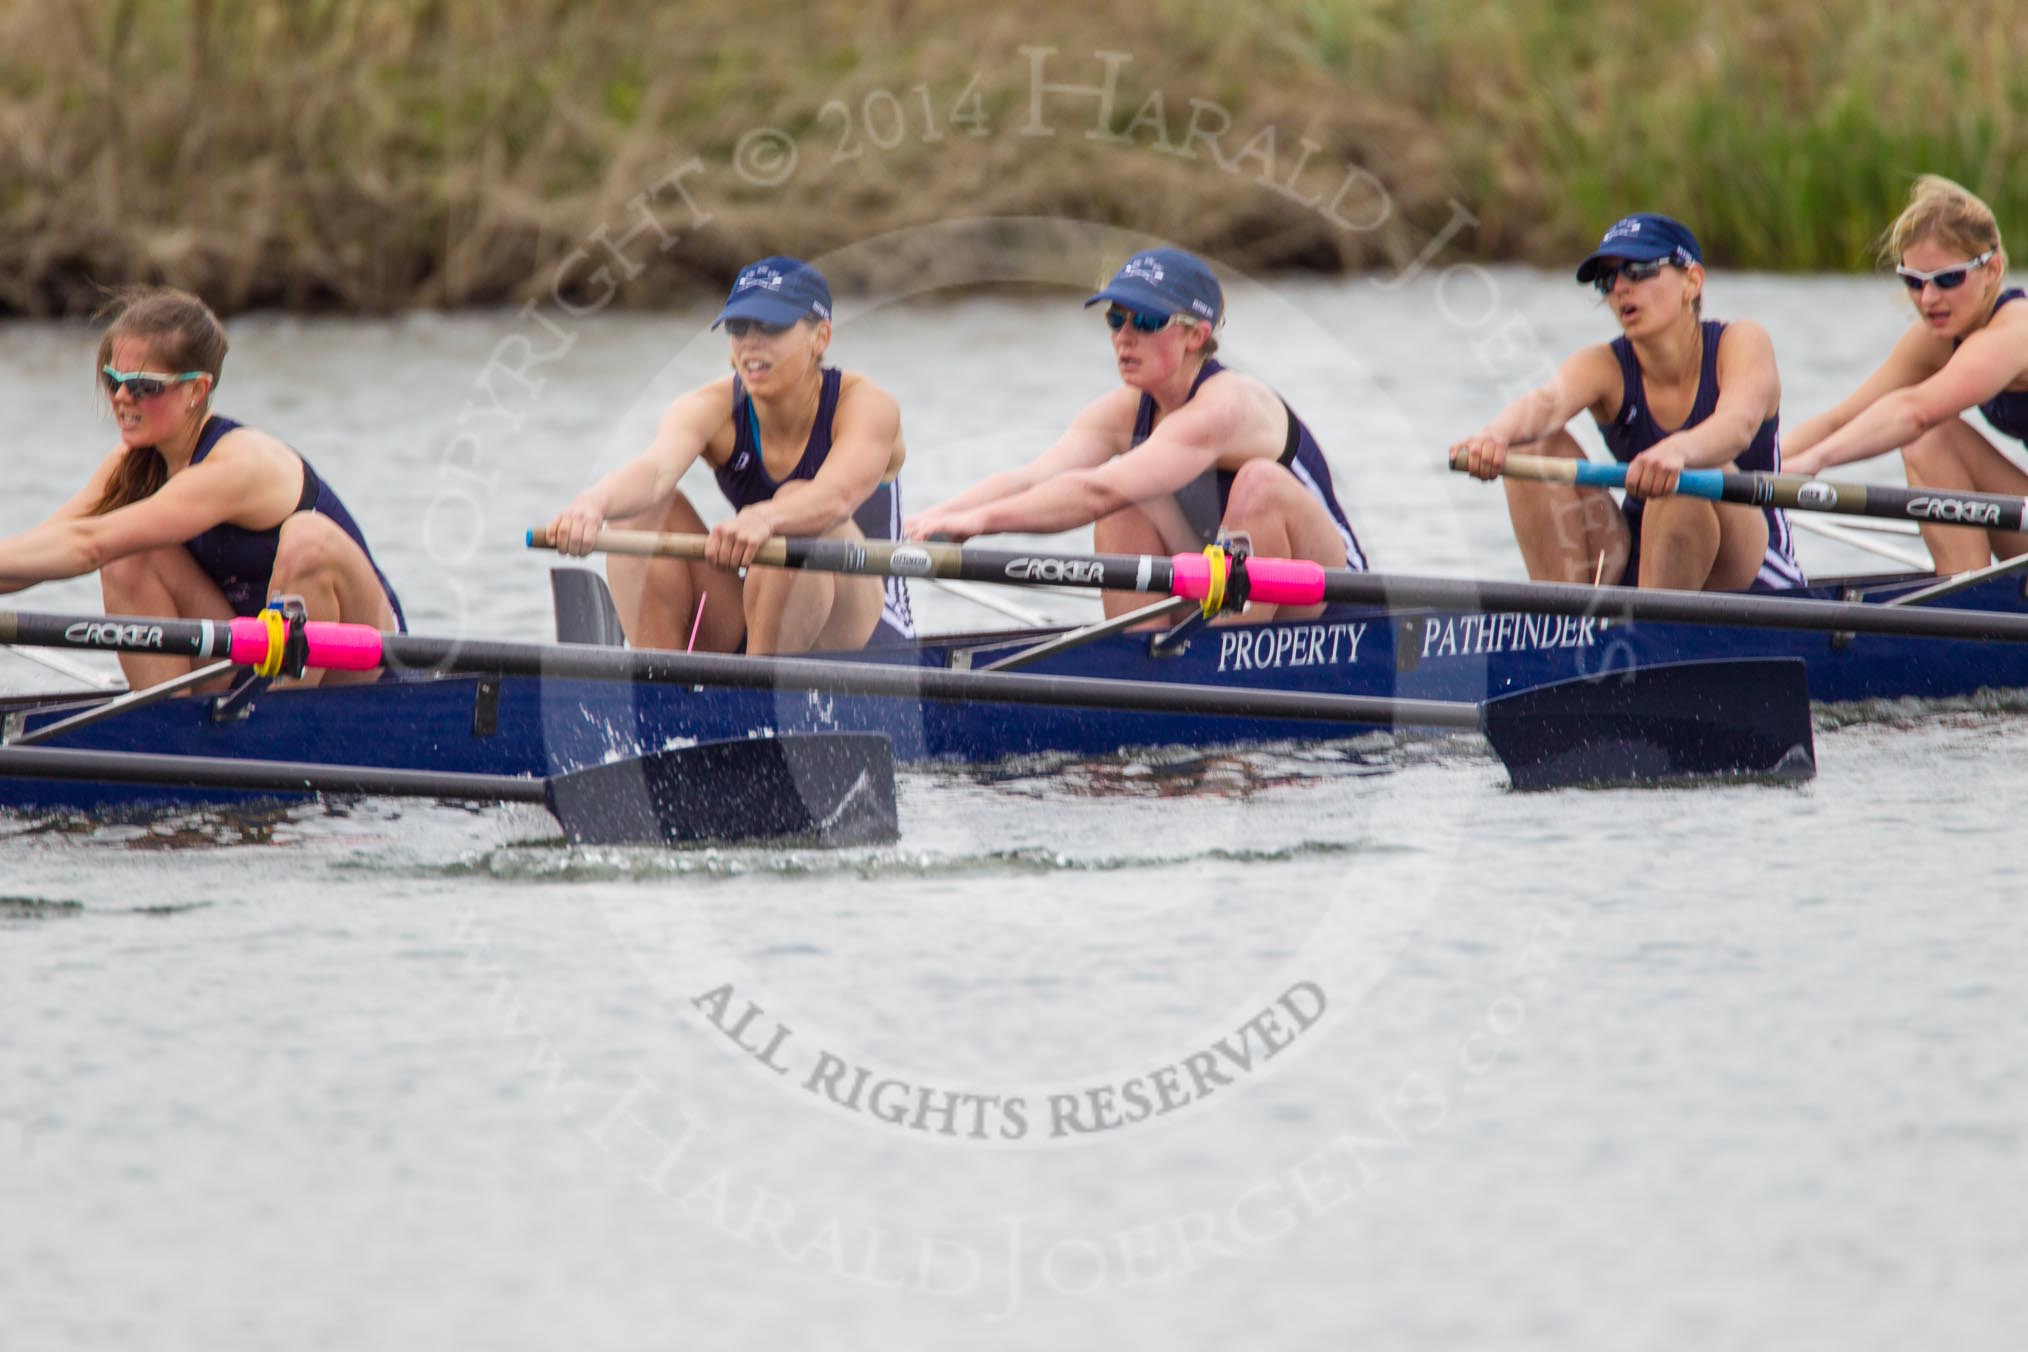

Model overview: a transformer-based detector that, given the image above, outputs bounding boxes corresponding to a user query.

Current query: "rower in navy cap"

[544,256,915,652]
[906,247,1366,622]
[1453,213,1804,591]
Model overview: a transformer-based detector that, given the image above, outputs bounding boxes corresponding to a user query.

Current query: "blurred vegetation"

[2,0,2025,314]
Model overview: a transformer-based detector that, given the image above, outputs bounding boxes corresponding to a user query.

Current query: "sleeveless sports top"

[1596,321,1804,589]
[183,416,406,627]
[1129,359,1367,569]
[1966,288,2028,441]
[715,367,915,643]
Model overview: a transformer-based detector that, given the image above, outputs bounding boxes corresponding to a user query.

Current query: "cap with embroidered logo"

[1574,214,1703,284]
[1084,248,1223,326]
[712,256,833,328]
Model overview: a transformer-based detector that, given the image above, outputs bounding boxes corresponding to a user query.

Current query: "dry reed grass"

[2,0,2024,314]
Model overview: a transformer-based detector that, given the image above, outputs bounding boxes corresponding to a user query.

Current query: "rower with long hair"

[0,287,404,689]
[1453,214,1804,591]
[1782,176,2028,573]
[543,256,913,653]
[904,248,1365,622]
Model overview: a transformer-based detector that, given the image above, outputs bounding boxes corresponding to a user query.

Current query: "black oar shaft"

[0,745,549,802]
[370,632,1482,729]
[1307,570,2028,642]
[535,527,2028,646]
[1457,449,2028,532]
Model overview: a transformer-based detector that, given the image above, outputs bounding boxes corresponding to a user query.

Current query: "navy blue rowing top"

[715,367,915,643]
[183,416,406,627]
[1129,359,1367,568]
[1969,288,2028,441]
[1595,321,1804,589]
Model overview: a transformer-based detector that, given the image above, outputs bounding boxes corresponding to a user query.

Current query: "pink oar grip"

[1243,557,1327,606]
[303,622,386,670]
[1168,552,1212,599]
[1166,554,1327,606]
[224,617,385,671]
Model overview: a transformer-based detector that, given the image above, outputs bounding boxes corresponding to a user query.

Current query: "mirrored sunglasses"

[1104,305,1180,334]
[101,366,207,399]
[722,318,793,338]
[1590,258,1671,295]
[1896,250,1995,293]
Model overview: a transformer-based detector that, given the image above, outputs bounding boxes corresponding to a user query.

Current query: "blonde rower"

[1783,176,2028,573]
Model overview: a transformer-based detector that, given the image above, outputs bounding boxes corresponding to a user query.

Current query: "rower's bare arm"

[0,449,256,590]
[905,389,1133,539]
[743,383,899,539]
[1452,346,1617,479]
[1659,321,1782,469]
[548,383,726,554]
[1783,326,1950,474]
[971,387,1232,537]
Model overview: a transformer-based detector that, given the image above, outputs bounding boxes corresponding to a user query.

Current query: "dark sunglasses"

[1897,250,1995,293]
[723,318,793,338]
[101,365,207,399]
[1105,304,1178,334]
[1590,258,1671,294]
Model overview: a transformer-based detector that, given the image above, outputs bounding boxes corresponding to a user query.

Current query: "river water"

[3,267,2024,1350]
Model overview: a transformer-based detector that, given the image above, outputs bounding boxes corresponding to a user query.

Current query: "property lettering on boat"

[63,620,165,650]
[1004,556,1104,585]
[1905,495,2003,527]
[1421,611,1602,660]
[1218,622,1366,673]
[1049,981,1326,1138]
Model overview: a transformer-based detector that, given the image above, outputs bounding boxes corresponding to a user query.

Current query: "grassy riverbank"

[3,0,2023,314]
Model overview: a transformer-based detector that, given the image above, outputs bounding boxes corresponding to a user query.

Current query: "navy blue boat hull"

[4,570,2024,815]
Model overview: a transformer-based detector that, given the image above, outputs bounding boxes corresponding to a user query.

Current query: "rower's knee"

[1900,425,1960,482]
[1226,458,1295,516]
[99,548,160,601]
[271,512,349,583]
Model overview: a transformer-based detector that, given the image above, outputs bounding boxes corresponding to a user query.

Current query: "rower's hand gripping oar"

[1449,447,2028,533]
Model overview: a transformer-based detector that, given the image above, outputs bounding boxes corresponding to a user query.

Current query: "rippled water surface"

[3,272,2025,1350]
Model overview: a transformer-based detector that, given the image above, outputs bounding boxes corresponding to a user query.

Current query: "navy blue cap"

[712,256,832,328]
[1084,248,1223,326]
[1575,214,1703,283]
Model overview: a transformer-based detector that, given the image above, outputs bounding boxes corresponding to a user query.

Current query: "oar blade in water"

[542,731,899,847]
[1481,658,1815,791]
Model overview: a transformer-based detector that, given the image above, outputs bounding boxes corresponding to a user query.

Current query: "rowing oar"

[1449,448,2028,532]
[525,526,2028,645]
[0,605,1811,790]
[0,735,899,848]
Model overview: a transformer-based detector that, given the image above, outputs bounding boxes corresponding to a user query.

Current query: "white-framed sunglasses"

[1896,250,1995,293]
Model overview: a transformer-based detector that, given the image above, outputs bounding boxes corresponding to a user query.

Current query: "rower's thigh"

[273,513,396,628]
[607,491,744,642]
[1705,503,1771,592]
[1226,459,1348,568]
[1909,420,2028,558]
[100,543,236,622]
[809,521,884,650]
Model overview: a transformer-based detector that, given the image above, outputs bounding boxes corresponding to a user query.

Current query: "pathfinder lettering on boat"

[1218,622,1366,672]
[1906,497,2002,526]
[64,620,165,650]
[1004,557,1104,584]
[1422,613,1602,659]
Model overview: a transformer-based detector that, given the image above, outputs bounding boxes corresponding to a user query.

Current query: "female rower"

[1453,213,1804,591]
[904,248,1365,622]
[543,256,913,653]
[1782,176,2028,573]
[0,288,404,689]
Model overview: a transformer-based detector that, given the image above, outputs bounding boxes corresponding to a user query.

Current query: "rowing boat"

[4,545,2024,829]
